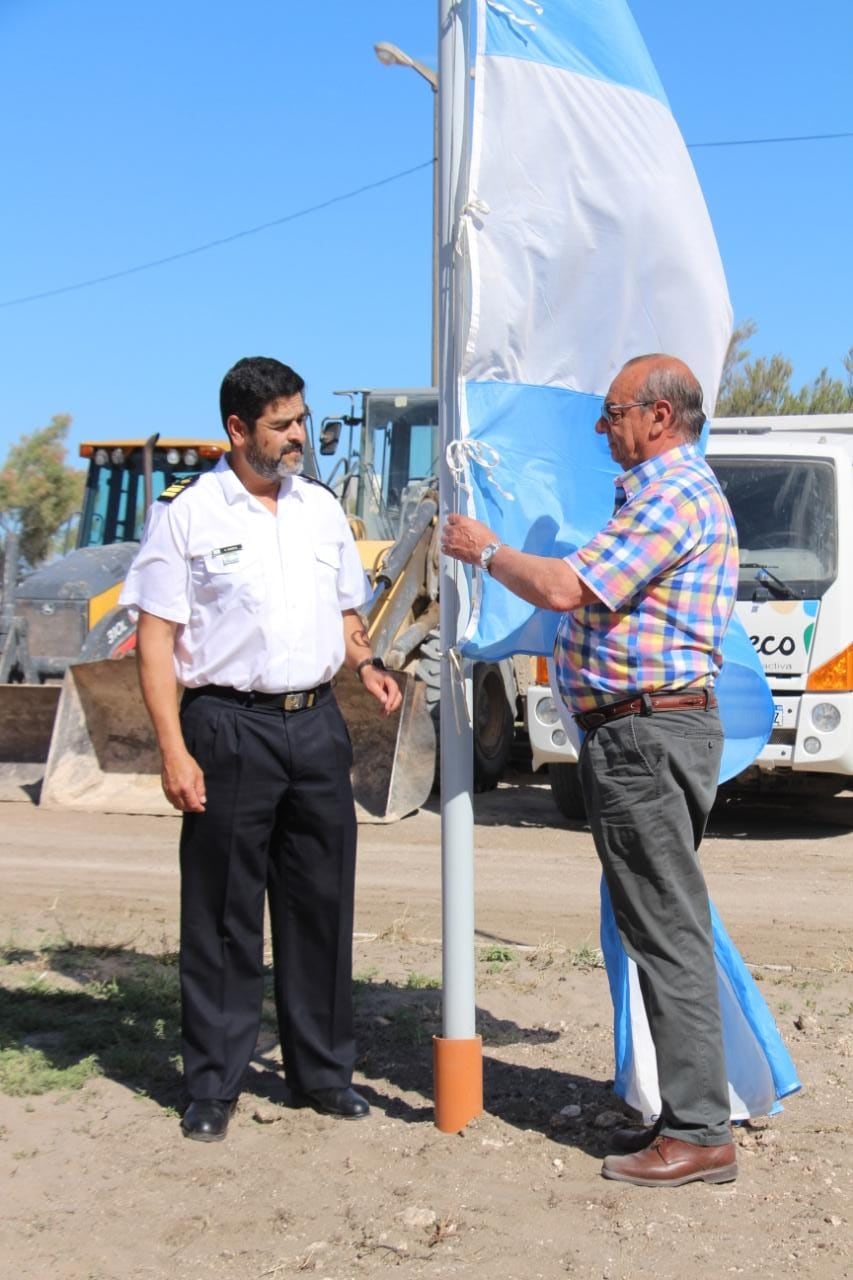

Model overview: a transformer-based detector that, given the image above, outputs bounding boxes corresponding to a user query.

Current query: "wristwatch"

[479,540,502,574]
[356,656,387,681]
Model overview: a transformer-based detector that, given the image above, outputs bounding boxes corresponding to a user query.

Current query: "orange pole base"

[432,1034,483,1133]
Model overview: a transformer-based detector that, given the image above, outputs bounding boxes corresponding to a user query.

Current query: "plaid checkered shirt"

[554,442,738,713]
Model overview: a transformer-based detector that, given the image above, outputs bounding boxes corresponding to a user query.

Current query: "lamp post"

[374,41,439,387]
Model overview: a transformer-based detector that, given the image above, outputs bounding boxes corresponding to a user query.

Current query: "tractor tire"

[548,762,587,821]
[415,630,514,793]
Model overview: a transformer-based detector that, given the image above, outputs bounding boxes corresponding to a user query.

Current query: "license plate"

[773,703,783,727]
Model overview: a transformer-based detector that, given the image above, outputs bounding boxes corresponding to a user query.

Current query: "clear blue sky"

[1,0,850,472]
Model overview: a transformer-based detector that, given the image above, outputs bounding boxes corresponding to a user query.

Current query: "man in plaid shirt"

[442,354,740,1188]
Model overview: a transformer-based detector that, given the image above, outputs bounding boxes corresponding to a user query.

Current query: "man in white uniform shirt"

[121,356,401,1142]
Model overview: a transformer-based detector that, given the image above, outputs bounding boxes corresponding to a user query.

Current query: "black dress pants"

[177,686,357,1102]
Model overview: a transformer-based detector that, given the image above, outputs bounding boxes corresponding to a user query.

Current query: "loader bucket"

[334,667,436,823]
[40,656,436,823]
[0,684,62,801]
[40,656,173,816]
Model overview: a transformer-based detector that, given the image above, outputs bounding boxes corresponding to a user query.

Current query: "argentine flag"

[454,0,795,1117]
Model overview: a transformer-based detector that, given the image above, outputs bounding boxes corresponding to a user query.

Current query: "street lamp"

[374,41,440,387]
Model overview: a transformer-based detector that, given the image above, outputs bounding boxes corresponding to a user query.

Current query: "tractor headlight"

[166,448,182,466]
[183,448,199,466]
[94,448,109,466]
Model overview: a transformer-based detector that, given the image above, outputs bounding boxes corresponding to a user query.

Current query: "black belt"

[183,682,331,712]
[573,688,717,732]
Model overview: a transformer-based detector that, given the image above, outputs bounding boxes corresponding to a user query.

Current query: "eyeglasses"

[599,400,655,424]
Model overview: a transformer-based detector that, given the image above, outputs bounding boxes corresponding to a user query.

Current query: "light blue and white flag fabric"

[601,885,802,1123]
[458,0,733,659]
[456,0,773,746]
[455,0,792,1119]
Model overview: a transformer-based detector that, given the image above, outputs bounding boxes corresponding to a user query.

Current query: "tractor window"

[707,455,838,600]
[78,453,219,549]
[80,464,138,548]
[363,394,439,539]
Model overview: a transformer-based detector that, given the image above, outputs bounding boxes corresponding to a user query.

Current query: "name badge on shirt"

[210,544,243,567]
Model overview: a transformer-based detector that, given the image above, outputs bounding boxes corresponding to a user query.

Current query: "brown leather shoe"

[602,1136,737,1187]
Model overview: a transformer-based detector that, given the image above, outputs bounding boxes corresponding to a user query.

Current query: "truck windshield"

[78,453,219,548]
[362,393,439,540]
[708,456,838,600]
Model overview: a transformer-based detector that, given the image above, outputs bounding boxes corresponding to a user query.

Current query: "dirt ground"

[0,773,851,1280]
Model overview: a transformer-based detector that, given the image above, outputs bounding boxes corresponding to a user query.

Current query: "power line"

[1,130,850,310]
[687,130,853,149]
[0,159,433,310]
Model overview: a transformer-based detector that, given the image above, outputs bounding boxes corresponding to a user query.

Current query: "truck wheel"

[549,762,586,821]
[472,661,514,792]
[415,631,515,792]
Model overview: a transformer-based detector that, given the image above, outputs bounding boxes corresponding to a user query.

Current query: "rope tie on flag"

[455,197,490,255]
[445,438,515,504]
[486,1,541,30]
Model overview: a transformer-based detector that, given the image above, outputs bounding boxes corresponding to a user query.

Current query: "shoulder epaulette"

[158,473,201,503]
[301,474,338,499]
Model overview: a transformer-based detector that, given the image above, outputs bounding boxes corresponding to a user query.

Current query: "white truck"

[529,414,853,819]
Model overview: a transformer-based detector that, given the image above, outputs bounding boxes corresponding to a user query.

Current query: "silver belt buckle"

[283,692,303,712]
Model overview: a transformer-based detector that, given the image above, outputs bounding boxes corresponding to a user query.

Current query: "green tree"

[716,321,853,417]
[0,415,86,571]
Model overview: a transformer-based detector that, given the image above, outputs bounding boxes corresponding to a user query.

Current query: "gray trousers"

[578,706,731,1145]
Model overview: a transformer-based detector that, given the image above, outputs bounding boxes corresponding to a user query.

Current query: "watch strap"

[355,656,387,680]
[479,540,502,572]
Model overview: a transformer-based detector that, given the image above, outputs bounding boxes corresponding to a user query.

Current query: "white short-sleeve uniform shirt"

[120,458,370,692]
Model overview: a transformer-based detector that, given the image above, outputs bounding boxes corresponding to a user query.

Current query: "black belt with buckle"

[573,688,717,732]
[183,683,331,712]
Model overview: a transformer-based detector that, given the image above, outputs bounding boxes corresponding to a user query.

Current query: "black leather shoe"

[181,1098,235,1142]
[297,1086,370,1119]
[608,1123,661,1155]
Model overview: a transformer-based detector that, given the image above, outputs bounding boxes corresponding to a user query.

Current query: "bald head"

[596,354,707,469]
[621,354,706,442]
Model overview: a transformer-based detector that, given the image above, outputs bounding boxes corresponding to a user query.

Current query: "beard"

[244,435,304,480]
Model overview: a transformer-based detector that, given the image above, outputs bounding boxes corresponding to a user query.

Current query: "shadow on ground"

[422,766,585,833]
[351,979,619,1155]
[0,942,619,1156]
[424,763,852,837]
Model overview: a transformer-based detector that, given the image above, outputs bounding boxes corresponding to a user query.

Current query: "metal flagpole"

[433,0,483,1134]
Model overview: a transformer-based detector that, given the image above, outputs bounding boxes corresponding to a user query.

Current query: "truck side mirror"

[319,418,343,456]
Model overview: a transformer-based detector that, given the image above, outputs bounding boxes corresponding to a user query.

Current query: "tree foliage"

[0,416,86,571]
[717,321,853,417]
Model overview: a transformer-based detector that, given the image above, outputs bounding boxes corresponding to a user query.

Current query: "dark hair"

[219,357,305,431]
[624,354,706,441]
